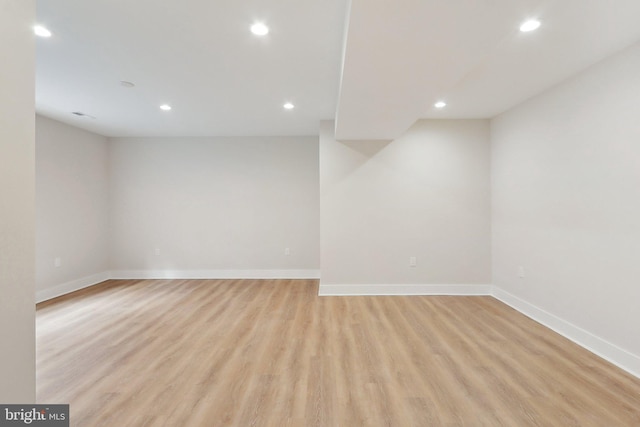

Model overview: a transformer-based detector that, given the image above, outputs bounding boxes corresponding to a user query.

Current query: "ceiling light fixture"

[283,102,295,110]
[519,19,541,32]
[251,22,269,36]
[159,104,172,111]
[34,25,52,38]
[434,101,447,109]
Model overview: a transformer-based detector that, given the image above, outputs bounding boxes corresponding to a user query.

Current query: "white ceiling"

[336,0,640,140]
[35,0,348,137]
[36,0,640,139]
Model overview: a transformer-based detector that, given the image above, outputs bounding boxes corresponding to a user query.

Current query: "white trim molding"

[36,271,110,303]
[109,269,320,280]
[491,286,640,379]
[35,275,639,380]
[318,283,492,296]
[37,270,320,303]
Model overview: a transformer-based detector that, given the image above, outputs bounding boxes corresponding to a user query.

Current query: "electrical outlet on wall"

[409,256,417,267]
[154,247,161,256]
[54,257,62,268]
[518,266,525,278]
[284,247,291,256]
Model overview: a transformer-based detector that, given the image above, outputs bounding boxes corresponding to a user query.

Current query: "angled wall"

[35,115,110,302]
[492,41,640,375]
[320,119,491,294]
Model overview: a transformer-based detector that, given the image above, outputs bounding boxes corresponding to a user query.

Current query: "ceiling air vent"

[71,111,96,119]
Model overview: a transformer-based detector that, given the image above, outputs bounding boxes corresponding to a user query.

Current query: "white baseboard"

[35,275,639,379]
[109,269,320,280]
[37,270,320,303]
[318,283,492,296]
[491,286,640,379]
[36,271,110,303]
[318,283,640,379]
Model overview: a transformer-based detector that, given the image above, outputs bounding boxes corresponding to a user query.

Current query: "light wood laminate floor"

[37,279,640,426]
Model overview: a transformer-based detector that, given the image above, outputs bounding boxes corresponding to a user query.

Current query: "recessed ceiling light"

[159,104,172,111]
[519,19,541,32]
[283,102,295,110]
[251,22,269,36]
[434,101,447,109]
[34,25,52,38]
[120,81,135,88]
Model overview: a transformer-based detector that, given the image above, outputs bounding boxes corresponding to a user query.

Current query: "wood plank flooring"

[36,279,640,426]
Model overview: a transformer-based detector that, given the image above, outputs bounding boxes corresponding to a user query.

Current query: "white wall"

[35,115,110,301]
[0,0,35,402]
[492,41,640,371]
[319,119,491,294]
[109,136,319,277]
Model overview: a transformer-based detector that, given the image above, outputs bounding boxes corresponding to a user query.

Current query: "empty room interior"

[2,0,640,425]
